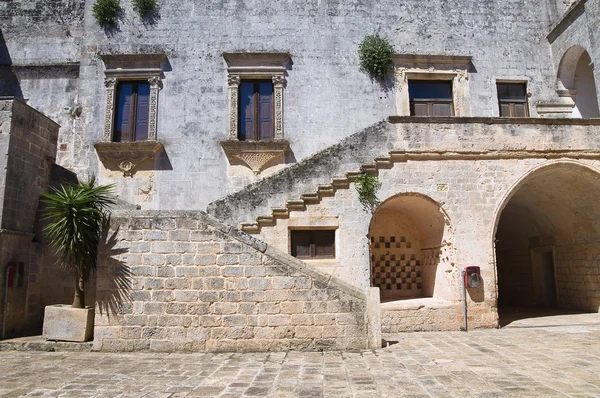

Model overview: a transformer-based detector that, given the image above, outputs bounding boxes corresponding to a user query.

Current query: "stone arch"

[492,161,600,316]
[368,192,455,302]
[557,45,600,118]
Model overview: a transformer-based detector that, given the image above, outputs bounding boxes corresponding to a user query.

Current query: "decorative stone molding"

[100,53,165,142]
[222,52,291,173]
[220,140,289,175]
[94,141,163,177]
[393,54,473,117]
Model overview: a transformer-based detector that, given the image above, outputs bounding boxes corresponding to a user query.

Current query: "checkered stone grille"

[370,235,422,293]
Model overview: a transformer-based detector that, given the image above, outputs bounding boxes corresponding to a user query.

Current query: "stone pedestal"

[42,305,94,342]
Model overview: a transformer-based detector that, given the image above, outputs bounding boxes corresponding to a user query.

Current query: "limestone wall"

[0,99,59,338]
[94,211,379,352]
[555,242,600,311]
[60,0,565,209]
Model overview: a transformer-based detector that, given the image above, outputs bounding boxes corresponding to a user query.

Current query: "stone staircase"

[239,165,384,234]
[207,120,397,232]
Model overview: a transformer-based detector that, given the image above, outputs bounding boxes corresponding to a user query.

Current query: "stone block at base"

[42,305,94,342]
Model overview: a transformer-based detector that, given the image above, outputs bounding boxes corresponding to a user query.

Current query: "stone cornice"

[388,115,600,125]
[392,54,472,67]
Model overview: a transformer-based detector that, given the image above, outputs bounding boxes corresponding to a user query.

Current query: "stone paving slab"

[0,322,599,397]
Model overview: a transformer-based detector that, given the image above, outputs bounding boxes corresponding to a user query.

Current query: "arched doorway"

[369,193,454,302]
[494,162,600,324]
[558,46,600,118]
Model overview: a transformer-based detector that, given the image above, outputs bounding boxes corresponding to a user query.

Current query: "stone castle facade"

[0,0,599,351]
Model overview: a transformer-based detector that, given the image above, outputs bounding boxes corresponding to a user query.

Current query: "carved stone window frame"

[100,53,165,142]
[393,54,472,117]
[95,53,166,176]
[221,52,291,174]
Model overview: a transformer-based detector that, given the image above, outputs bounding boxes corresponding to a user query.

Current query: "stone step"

[331,178,350,188]
[0,336,93,352]
[317,184,335,196]
[286,200,306,210]
[272,208,289,218]
[240,222,260,233]
[300,193,320,203]
[256,216,275,226]
[345,171,362,181]
[375,157,393,167]
[360,164,378,174]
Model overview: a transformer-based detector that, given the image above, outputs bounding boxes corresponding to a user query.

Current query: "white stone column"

[228,75,241,140]
[272,75,285,140]
[148,76,162,141]
[103,77,117,142]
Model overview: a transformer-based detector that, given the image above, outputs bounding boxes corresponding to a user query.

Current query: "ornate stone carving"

[223,53,290,142]
[228,84,240,139]
[102,53,165,143]
[272,75,286,86]
[273,83,284,140]
[94,141,164,177]
[220,140,289,175]
[104,78,117,141]
[228,75,241,86]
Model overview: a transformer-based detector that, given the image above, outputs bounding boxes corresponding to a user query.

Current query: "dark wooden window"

[409,80,454,116]
[239,80,273,141]
[291,230,335,259]
[113,81,150,142]
[497,83,529,117]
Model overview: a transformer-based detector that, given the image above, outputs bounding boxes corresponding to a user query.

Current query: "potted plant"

[41,177,115,342]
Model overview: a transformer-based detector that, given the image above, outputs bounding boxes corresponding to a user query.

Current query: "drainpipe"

[461,269,468,332]
[2,264,10,340]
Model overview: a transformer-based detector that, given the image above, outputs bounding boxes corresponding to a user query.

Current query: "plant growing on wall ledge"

[133,0,158,19]
[42,177,115,308]
[358,34,395,81]
[354,173,382,212]
[92,0,122,27]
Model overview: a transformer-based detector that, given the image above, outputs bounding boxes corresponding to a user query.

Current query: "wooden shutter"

[239,82,256,141]
[432,103,452,116]
[314,230,335,258]
[258,82,273,141]
[499,103,511,117]
[134,83,150,141]
[513,103,527,117]
[291,231,312,258]
[114,83,133,142]
[412,103,429,116]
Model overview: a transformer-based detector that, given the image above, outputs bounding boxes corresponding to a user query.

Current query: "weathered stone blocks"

[94,211,378,352]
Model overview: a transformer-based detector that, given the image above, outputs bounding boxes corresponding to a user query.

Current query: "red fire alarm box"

[7,262,24,288]
[464,266,481,289]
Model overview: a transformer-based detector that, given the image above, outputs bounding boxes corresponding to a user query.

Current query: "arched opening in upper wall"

[557,46,600,118]
[493,162,600,326]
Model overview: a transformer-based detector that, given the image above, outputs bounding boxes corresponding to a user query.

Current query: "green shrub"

[92,0,122,27]
[133,0,157,18]
[358,34,395,80]
[354,173,382,212]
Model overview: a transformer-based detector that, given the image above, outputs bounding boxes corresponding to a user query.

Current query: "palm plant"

[42,177,115,309]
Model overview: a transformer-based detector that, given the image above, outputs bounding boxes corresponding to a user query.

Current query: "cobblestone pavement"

[1,320,600,397]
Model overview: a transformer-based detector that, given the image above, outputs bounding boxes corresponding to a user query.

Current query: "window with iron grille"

[497,82,529,117]
[291,230,335,259]
[408,80,454,116]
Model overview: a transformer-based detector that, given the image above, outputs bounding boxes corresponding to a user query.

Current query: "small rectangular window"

[114,81,150,142]
[291,230,335,259]
[409,80,454,117]
[497,83,529,117]
[239,80,273,141]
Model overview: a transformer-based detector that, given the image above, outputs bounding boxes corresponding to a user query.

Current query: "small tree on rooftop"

[42,177,115,309]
